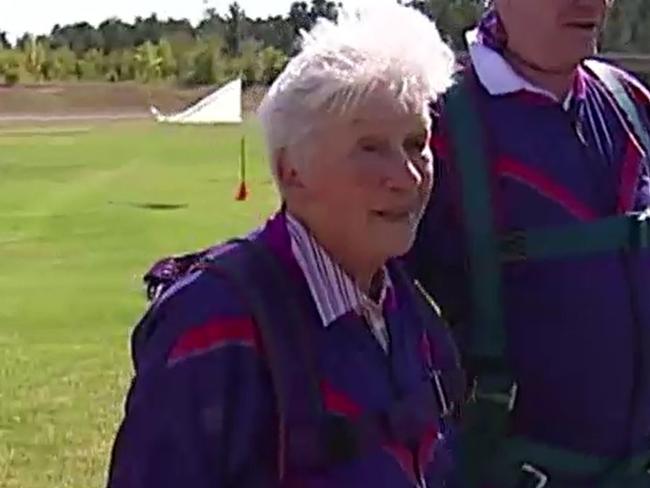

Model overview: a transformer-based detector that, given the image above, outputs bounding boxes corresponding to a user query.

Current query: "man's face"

[286,86,433,267]
[497,0,610,71]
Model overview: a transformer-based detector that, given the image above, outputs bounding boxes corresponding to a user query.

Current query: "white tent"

[150,78,242,124]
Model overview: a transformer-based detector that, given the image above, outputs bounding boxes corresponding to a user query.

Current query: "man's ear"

[276,147,306,192]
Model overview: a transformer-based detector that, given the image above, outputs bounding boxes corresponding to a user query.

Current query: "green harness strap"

[446,62,650,363]
[501,211,650,263]
[444,64,650,487]
[445,75,514,488]
[496,436,650,486]
[444,76,508,376]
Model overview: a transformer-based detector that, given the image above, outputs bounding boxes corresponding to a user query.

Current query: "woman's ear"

[276,147,305,192]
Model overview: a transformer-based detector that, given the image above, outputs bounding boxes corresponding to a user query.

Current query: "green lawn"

[0,120,278,488]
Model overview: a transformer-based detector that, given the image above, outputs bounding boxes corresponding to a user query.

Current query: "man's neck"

[504,51,577,101]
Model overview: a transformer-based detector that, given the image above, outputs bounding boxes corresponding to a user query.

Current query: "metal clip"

[521,463,548,488]
[431,370,451,417]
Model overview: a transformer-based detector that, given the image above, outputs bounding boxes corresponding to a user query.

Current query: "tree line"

[0,0,647,86]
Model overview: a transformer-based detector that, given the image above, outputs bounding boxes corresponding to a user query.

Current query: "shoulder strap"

[444,75,515,487]
[199,238,324,479]
[392,263,467,415]
[444,75,513,394]
[584,59,650,159]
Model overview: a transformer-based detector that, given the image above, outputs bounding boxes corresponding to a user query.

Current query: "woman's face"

[287,86,433,268]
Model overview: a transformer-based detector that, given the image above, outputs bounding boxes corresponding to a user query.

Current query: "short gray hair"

[257,2,456,180]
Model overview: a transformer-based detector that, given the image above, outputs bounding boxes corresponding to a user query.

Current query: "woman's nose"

[382,149,424,192]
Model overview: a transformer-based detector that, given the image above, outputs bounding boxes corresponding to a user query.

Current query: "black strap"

[395,263,467,416]
[200,239,324,477]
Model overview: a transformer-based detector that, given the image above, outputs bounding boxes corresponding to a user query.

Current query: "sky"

[3,0,300,42]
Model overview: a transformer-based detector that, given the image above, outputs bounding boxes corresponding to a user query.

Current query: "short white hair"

[257,2,456,180]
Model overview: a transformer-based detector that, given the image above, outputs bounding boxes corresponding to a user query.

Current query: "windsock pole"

[235,135,248,201]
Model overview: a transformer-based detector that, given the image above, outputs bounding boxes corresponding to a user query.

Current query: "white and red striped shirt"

[286,212,392,353]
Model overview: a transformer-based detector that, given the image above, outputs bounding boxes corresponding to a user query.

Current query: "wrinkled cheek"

[419,174,434,205]
[422,161,434,187]
[423,172,434,194]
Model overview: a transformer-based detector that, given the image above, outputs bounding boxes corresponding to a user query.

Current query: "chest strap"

[203,240,465,475]
[445,65,650,487]
[492,436,650,487]
[288,367,465,470]
[500,210,650,263]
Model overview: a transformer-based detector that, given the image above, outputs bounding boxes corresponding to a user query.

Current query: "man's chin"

[561,44,598,67]
[383,234,417,260]
[532,43,596,74]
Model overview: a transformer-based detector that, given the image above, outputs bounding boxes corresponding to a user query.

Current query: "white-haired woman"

[107,4,463,487]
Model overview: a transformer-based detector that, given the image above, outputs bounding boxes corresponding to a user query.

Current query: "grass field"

[0,119,278,488]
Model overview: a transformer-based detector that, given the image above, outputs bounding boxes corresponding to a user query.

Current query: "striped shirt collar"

[466,27,584,111]
[285,212,393,328]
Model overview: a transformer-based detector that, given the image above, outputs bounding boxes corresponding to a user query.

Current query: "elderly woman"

[107,4,461,487]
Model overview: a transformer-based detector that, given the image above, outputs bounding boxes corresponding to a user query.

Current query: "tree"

[134,40,162,82]
[161,18,195,39]
[0,49,24,85]
[23,35,47,81]
[50,22,104,55]
[157,38,177,79]
[0,31,10,49]
[118,49,136,80]
[249,16,295,54]
[15,33,32,51]
[407,0,482,50]
[234,38,262,86]
[186,35,227,85]
[602,0,650,52]
[77,48,105,80]
[309,0,339,24]
[0,0,646,88]
[168,31,198,83]
[258,45,288,84]
[98,18,133,53]
[132,14,164,46]
[288,1,312,38]
[225,2,245,57]
[196,9,227,38]
[286,0,339,52]
[44,46,77,81]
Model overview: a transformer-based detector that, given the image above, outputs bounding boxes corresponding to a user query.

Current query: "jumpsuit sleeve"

[106,270,277,488]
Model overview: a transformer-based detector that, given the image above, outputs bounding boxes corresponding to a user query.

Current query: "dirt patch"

[0,82,267,119]
[0,127,92,136]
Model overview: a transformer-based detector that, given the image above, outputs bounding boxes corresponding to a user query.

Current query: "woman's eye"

[359,138,383,153]
[404,136,426,153]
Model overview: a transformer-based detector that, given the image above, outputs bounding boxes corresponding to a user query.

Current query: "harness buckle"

[636,210,650,249]
[474,381,518,412]
[500,230,528,263]
[521,463,549,488]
